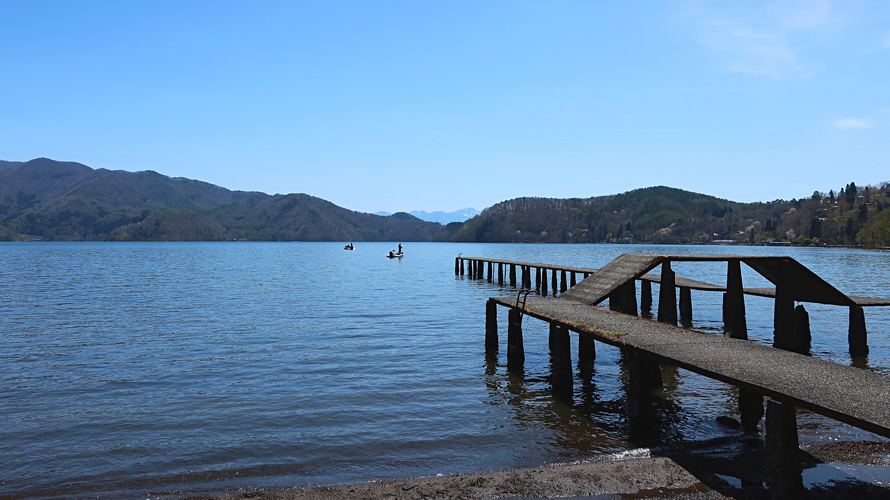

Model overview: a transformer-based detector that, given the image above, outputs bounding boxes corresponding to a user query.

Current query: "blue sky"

[2,1,888,213]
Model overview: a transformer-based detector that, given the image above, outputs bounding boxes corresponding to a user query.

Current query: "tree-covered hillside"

[0,158,444,242]
[453,184,890,247]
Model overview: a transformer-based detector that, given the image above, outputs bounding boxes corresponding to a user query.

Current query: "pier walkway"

[488,294,890,438]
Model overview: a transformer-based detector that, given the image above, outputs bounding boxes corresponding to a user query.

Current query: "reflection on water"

[1,242,889,498]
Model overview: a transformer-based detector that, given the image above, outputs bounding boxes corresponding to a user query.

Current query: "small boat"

[386,252,404,259]
[344,243,354,250]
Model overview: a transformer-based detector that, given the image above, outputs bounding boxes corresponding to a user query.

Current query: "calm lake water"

[2,242,890,498]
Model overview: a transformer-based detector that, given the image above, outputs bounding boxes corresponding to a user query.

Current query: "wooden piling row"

[459,255,874,357]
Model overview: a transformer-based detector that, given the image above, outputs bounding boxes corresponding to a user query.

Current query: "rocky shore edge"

[179,440,890,500]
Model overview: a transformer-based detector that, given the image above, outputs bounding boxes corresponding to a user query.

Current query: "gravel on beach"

[178,440,890,500]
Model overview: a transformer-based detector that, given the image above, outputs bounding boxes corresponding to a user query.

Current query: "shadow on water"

[652,438,890,499]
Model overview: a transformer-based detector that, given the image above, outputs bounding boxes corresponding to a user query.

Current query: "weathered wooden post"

[625,349,663,444]
[460,258,465,276]
[507,308,524,371]
[469,260,475,279]
[560,270,567,293]
[549,324,572,397]
[498,263,503,285]
[570,272,576,287]
[679,286,692,325]
[487,262,493,283]
[485,299,498,358]
[551,268,558,296]
[657,261,677,325]
[640,280,652,316]
[509,264,517,287]
[738,389,764,432]
[523,266,532,289]
[764,399,803,499]
[583,272,590,279]
[611,282,637,315]
[849,305,868,356]
[795,305,811,354]
[622,281,638,316]
[578,331,596,365]
[535,268,541,291]
[455,257,460,275]
[541,268,548,296]
[477,260,484,279]
[724,259,748,339]
[773,260,797,351]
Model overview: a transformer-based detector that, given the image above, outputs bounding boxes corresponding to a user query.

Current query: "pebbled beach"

[179,440,890,500]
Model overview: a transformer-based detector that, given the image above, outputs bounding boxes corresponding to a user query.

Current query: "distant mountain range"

[2,158,887,247]
[0,158,453,242]
[374,208,480,224]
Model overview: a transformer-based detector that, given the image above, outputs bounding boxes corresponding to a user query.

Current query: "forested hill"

[2,158,888,246]
[0,158,446,242]
[452,184,890,247]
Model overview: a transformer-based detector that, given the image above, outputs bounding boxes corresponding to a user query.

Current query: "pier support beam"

[625,349,663,444]
[739,389,764,432]
[509,264,516,287]
[485,299,498,358]
[724,259,748,339]
[541,268,548,296]
[773,260,801,353]
[460,259,465,276]
[549,324,572,397]
[570,272,576,287]
[551,269,558,296]
[578,331,596,365]
[849,305,868,357]
[535,268,541,291]
[560,270,567,293]
[795,305,811,355]
[455,257,459,275]
[611,281,638,316]
[507,308,524,371]
[657,261,677,325]
[679,286,692,325]
[498,263,503,285]
[640,280,652,316]
[487,262,493,283]
[765,399,803,499]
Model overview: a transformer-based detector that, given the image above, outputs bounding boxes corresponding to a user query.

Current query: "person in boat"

[398,243,402,254]
[388,250,396,257]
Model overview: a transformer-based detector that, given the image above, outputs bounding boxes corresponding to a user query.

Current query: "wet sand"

[179,440,890,500]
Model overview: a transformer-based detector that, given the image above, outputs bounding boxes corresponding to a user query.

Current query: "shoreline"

[171,440,890,500]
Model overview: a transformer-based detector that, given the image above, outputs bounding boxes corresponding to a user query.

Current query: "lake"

[2,242,890,498]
